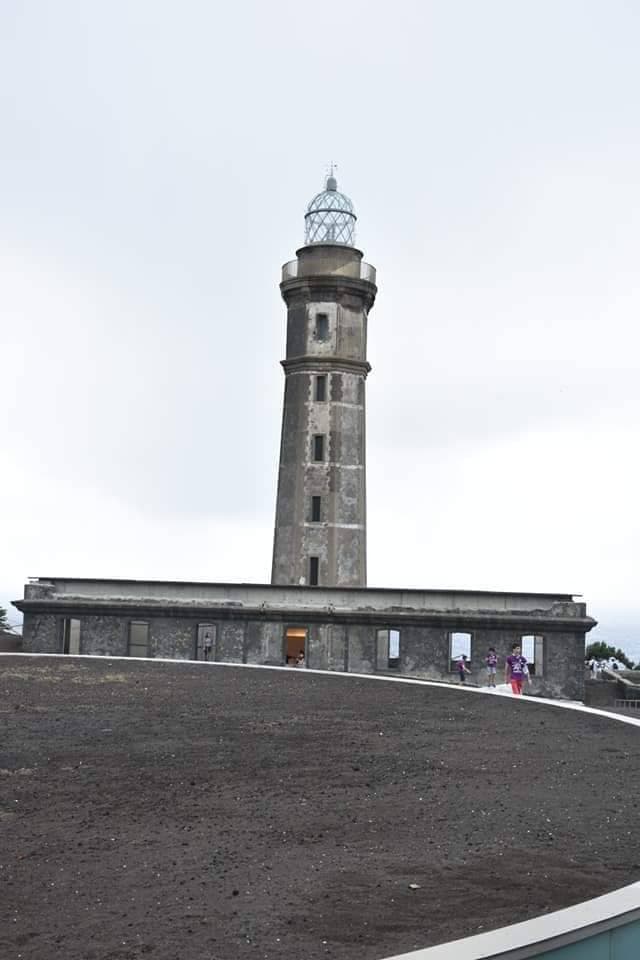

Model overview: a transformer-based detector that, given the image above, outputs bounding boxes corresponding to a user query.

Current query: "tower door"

[285,627,307,666]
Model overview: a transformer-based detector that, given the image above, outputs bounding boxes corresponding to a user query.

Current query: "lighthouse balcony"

[282,258,376,285]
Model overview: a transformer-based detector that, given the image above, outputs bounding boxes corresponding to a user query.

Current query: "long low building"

[14,577,596,700]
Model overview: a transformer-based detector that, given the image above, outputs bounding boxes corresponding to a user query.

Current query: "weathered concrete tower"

[271,174,377,587]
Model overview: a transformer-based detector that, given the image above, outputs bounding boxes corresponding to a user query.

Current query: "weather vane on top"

[326,161,338,179]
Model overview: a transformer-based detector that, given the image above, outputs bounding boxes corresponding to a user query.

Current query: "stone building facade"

[11,174,598,701]
[15,578,595,700]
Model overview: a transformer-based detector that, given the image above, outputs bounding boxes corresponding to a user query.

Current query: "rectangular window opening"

[309,556,319,586]
[312,434,325,462]
[197,623,216,662]
[62,618,81,655]
[129,621,149,658]
[521,635,544,676]
[315,374,327,402]
[377,628,401,670]
[315,314,329,340]
[311,495,321,522]
[449,632,472,672]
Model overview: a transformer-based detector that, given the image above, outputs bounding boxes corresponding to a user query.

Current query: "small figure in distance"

[295,650,306,668]
[505,643,528,695]
[203,632,213,662]
[485,647,498,688]
[457,654,470,684]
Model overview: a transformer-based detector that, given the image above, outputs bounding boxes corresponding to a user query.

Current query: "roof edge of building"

[25,576,579,601]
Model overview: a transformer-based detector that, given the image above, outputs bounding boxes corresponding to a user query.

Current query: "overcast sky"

[1,1,639,655]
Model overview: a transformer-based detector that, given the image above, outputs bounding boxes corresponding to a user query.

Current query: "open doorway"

[62,618,81,655]
[376,628,401,670]
[521,635,544,676]
[196,623,216,661]
[285,627,307,667]
[449,631,472,672]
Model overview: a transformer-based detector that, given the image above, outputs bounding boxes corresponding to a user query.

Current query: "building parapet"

[19,577,584,614]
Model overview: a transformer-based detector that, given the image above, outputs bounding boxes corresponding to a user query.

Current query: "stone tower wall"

[271,244,376,587]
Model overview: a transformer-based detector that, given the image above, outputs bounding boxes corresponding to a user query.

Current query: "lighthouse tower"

[271,173,377,587]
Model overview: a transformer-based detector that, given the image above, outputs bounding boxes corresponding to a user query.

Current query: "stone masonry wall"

[539,631,585,701]
[81,616,128,657]
[19,609,587,701]
[149,618,195,661]
[346,625,375,673]
[22,614,59,653]
[400,626,449,679]
[218,622,245,663]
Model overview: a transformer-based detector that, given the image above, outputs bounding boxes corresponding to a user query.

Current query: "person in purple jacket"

[485,647,498,688]
[457,654,470,683]
[505,643,528,695]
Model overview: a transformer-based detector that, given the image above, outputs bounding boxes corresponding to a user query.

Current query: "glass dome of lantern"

[304,172,356,246]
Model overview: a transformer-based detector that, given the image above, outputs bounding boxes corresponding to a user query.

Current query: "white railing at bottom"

[381,882,640,960]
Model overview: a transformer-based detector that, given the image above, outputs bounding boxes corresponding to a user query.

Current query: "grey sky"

[1,1,639,655]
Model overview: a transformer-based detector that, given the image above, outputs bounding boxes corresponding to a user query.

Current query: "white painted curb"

[381,882,640,960]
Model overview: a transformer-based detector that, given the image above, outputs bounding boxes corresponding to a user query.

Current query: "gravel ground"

[1,655,639,960]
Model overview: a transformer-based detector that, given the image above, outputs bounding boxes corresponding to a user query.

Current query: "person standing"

[457,654,470,684]
[203,632,213,662]
[485,647,498,688]
[505,643,528,695]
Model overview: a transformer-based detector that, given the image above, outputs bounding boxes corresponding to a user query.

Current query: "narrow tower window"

[309,556,319,586]
[312,434,325,461]
[311,496,321,522]
[315,375,327,402]
[315,314,329,340]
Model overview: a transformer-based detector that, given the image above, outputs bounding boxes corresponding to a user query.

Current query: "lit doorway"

[285,627,307,667]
